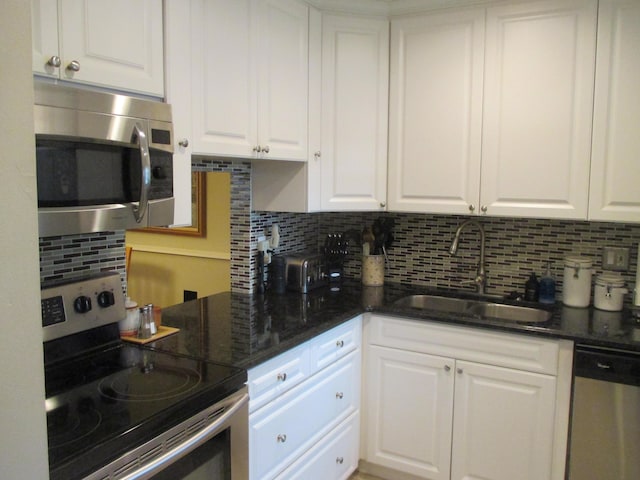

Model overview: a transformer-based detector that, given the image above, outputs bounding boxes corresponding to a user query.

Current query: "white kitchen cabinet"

[248,316,362,480]
[588,0,640,222]
[361,315,573,480]
[31,0,164,96]
[481,0,597,219]
[184,0,308,161]
[388,0,597,219]
[252,12,389,212]
[387,8,484,215]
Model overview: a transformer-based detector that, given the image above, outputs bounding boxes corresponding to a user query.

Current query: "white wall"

[0,1,50,478]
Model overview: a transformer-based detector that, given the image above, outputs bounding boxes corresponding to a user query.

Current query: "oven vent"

[139,444,164,465]
[113,459,142,478]
[207,406,226,422]
[186,418,207,436]
[166,430,187,450]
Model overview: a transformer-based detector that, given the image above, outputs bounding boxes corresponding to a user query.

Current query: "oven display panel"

[42,295,66,327]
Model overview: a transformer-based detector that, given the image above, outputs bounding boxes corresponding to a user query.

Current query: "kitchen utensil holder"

[362,255,384,286]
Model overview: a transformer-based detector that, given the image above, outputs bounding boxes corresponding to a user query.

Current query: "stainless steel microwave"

[34,82,175,237]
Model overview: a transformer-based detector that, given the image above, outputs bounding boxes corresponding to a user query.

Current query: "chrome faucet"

[449,219,487,294]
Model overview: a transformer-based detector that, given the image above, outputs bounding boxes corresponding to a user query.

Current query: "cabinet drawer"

[250,351,360,480]
[276,411,360,480]
[248,344,311,413]
[369,314,560,375]
[313,316,362,371]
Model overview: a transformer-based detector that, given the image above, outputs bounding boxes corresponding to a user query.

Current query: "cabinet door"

[190,0,258,157]
[388,9,484,214]
[57,0,164,96]
[320,14,389,211]
[589,0,640,222]
[31,0,59,77]
[451,361,557,480]
[257,0,309,161]
[481,0,597,219]
[365,345,454,480]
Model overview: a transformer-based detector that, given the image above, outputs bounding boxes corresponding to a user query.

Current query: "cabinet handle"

[481,205,488,213]
[336,340,344,348]
[262,145,270,154]
[468,204,475,212]
[336,392,344,399]
[380,202,386,208]
[47,55,61,68]
[277,372,287,382]
[253,145,261,153]
[336,457,344,464]
[457,368,463,374]
[444,365,451,372]
[66,60,80,72]
[178,138,189,148]
[277,434,287,443]
[314,151,321,160]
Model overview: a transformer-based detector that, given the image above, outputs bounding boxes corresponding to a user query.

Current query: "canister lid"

[595,273,625,287]
[564,256,593,268]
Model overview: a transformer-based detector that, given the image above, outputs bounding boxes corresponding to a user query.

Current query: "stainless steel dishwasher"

[568,345,640,480]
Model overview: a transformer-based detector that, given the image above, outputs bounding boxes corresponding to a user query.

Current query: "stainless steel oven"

[42,273,248,480]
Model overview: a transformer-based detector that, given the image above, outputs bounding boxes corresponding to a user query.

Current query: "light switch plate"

[602,247,629,271]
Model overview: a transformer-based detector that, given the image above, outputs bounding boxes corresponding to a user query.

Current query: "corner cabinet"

[182,0,309,161]
[388,0,597,219]
[588,0,640,222]
[360,315,573,480]
[248,317,362,480]
[252,11,389,212]
[31,0,164,96]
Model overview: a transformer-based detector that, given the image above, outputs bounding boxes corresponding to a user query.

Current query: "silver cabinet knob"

[314,151,321,159]
[336,457,344,464]
[380,202,386,208]
[277,372,287,382]
[444,365,451,372]
[178,138,189,148]
[336,340,344,348]
[262,145,270,154]
[47,55,61,68]
[457,368,463,374]
[469,204,475,212]
[66,60,80,72]
[253,145,261,153]
[277,434,287,443]
[481,205,488,213]
[336,392,344,399]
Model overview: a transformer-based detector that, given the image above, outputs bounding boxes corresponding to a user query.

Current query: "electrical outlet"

[257,239,270,252]
[602,246,630,271]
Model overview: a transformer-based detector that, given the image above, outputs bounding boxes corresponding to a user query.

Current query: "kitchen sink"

[394,294,552,324]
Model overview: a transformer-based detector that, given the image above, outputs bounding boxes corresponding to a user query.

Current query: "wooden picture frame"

[143,171,206,237]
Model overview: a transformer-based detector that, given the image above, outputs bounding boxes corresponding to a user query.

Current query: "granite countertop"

[151,280,640,370]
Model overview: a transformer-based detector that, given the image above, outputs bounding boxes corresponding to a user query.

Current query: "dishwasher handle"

[574,345,640,387]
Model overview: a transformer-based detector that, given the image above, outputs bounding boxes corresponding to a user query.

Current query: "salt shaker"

[138,305,154,339]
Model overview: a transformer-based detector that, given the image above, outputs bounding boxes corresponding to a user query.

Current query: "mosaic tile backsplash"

[39,159,640,308]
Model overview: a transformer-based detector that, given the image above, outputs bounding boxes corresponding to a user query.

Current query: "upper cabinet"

[252,10,389,212]
[588,0,640,222]
[186,0,309,161]
[388,0,597,219]
[387,8,485,215]
[31,0,164,96]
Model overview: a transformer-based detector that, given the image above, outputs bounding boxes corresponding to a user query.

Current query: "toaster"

[279,252,328,293]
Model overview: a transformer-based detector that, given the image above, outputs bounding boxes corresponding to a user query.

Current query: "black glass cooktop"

[45,341,246,480]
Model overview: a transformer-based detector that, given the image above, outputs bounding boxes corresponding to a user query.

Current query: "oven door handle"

[132,123,151,224]
[123,391,249,480]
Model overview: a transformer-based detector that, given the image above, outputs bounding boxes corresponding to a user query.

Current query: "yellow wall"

[126,172,231,308]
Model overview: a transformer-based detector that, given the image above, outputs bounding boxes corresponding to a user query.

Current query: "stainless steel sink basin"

[465,302,552,323]
[393,295,470,313]
[394,294,552,323]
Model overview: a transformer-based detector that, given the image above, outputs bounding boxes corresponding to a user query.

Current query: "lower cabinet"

[248,317,362,479]
[361,314,573,480]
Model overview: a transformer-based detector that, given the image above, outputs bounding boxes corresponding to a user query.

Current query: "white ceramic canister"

[118,297,139,337]
[594,274,628,311]
[563,256,593,307]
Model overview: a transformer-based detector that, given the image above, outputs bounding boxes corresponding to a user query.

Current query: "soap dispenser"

[539,262,556,305]
[524,272,540,302]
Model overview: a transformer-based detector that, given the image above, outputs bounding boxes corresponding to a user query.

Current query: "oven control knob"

[97,291,115,308]
[74,295,92,314]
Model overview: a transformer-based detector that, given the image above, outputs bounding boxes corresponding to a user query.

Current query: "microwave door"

[131,123,151,224]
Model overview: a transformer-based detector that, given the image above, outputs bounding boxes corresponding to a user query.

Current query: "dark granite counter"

[151,280,640,370]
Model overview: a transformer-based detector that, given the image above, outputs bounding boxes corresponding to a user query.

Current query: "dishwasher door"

[569,346,640,480]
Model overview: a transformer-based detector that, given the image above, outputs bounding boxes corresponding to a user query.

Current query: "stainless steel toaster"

[280,252,328,293]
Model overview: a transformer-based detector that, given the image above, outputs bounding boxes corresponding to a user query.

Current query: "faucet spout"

[449,219,487,294]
